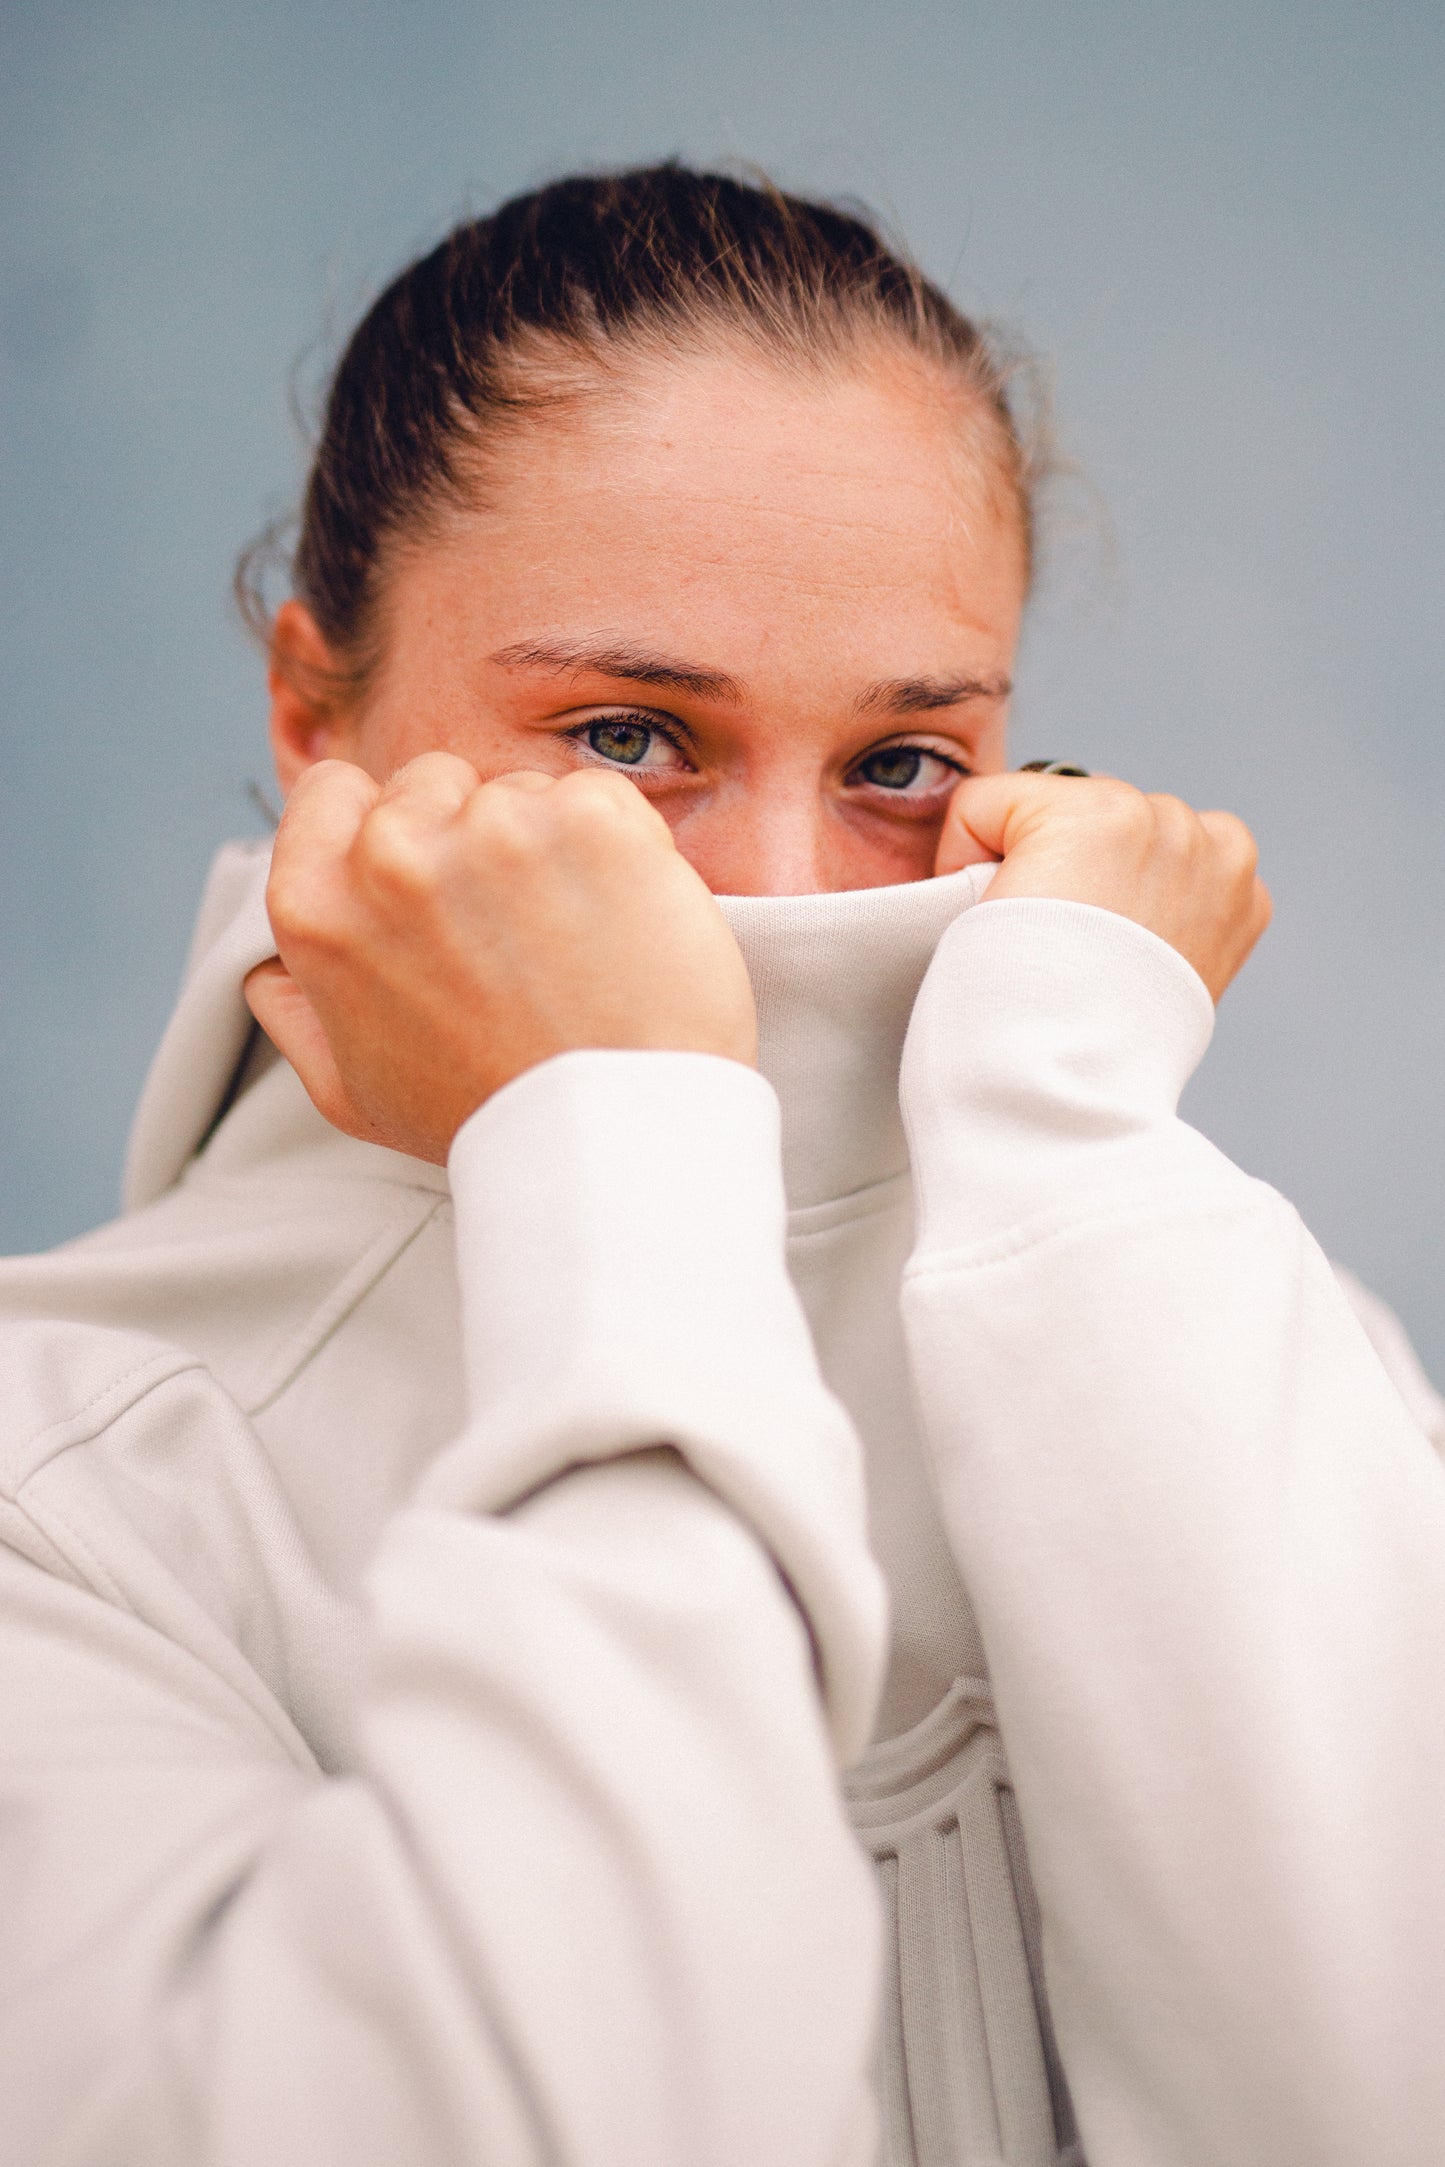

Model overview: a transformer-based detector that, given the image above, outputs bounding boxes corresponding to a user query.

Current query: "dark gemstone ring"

[1018,759,1092,777]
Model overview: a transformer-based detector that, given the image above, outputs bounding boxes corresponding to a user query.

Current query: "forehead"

[397,345,1027,674]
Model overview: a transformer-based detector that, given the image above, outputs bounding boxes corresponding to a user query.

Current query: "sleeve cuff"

[901,898,1222,1255]
[421,1048,887,1759]
[444,1049,799,1417]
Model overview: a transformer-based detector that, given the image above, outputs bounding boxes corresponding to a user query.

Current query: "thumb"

[244,958,363,1137]
[935,771,1067,876]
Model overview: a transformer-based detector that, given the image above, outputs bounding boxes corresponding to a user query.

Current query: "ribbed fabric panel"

[998,1786,1079,2158]
[875,1854,920,2166]
[846,1681,1082,2167]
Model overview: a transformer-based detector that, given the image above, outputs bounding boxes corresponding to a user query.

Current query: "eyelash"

[563,710,972,790]
[562,711,692,765]
[862,743,972,781]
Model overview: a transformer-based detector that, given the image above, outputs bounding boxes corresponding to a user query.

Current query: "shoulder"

[0,1142,450,1421]
[1332,1264,1445,1452]
[0,1313,201,1505]
[0,1311,296,1628]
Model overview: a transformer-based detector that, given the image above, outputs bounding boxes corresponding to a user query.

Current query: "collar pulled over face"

[720,863,994,1213]
[123,842,997,1214]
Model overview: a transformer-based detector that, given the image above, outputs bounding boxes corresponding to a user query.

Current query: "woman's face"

[271,344,1028,894]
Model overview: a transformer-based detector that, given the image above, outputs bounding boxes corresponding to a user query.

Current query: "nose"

[674,789,836,897]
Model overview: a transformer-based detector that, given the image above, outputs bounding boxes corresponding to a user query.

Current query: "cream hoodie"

[2,842,1443,2167]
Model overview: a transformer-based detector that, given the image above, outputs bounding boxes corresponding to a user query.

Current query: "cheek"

[345,709,431,782]
[345,688,531,786]
[863,831,951,885]
[827,806,966,886]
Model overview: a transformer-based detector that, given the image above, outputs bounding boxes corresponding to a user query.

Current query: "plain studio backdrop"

[2,1,1442,1375]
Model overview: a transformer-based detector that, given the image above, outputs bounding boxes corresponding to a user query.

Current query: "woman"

[3,166,1443,2167]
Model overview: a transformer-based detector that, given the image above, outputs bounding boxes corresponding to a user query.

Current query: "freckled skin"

[269,345,1026,895]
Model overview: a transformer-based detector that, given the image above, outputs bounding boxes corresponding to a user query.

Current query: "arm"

[2,1051,885,2167]
[4,753,889,2166]
[899,893,1445,2167]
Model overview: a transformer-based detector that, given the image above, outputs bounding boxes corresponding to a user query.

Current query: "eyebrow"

[487,637,1010,717]
[855,673,1012,718]
[487,638,743,701]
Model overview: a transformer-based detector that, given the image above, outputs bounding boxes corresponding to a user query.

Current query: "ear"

[268,601,360,796]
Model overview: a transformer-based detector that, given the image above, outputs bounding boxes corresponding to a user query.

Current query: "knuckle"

[265,864,327,950]
[564,767,644,817]
[264,861,301,935]
[1201,809,1261,880]
[1228,816,1261,874]
[289,755,353,803]
[1149,791,1194,826]
[352,802,431,897]
[1084,777,1153,837]
[1081,775,1135,808]
[463,788,544,872]
[1146,791,1197,836]
[398,749,478,791]
[474,776,543,837]
[290,758,378,834]
[557,767,655,841]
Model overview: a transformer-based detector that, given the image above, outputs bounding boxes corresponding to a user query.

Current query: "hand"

[935,770,1271,1001]
[244,754,757,1164]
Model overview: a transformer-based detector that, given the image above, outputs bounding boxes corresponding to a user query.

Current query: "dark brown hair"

[238,162,1036,695]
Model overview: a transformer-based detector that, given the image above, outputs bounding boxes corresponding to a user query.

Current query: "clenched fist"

[245,754,757,1164]
[937,770,1271,1001]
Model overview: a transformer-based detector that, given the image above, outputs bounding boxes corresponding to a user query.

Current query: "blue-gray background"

[3,2,1442,1372]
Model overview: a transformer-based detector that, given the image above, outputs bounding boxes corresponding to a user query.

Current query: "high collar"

[721,866,993,1211]
[124,840,993,1214]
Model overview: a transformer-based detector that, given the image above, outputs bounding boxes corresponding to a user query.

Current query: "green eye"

[850,743,968,797]
[588,720,653,765]
[858,746,926,790]
[569,713,692,777]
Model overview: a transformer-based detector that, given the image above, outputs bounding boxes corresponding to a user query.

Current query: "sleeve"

[0,1051,887,2167]
[1331,1259,1445,1453]
[896,896,1445,2167]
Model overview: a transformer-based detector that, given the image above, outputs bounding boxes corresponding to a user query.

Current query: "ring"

[1018,759,1091,777]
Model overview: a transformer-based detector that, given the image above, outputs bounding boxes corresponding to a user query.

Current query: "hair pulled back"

[239,163,1035,693]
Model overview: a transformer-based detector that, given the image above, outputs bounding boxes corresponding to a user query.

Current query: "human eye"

[564,712,694,774]
[846,740,970,801]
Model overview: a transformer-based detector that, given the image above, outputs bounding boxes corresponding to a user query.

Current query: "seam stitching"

[6,1348,202,1488]
[246,1195,450,1415]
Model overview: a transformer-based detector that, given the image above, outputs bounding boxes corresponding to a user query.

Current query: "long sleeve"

[0,1051,886,2167]
[897,897,1445,2167]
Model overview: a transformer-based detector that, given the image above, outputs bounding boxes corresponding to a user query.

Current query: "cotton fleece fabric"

[1,841,1443,2167]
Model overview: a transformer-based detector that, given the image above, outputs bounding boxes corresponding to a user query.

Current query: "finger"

[487,768,559,796]
[1140,791,1203,865]
[275,756,381,861]
[461,765,672,862]
[1199,807,1261,880]
[552,763,676,840]
[1209,875,1274,1002]
[267,759,382,960]
[935,770,1075,873]
[373,750,484,829]
[355,753,489,900]
[1248,875,1274,943]
[243,959,361,1134]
